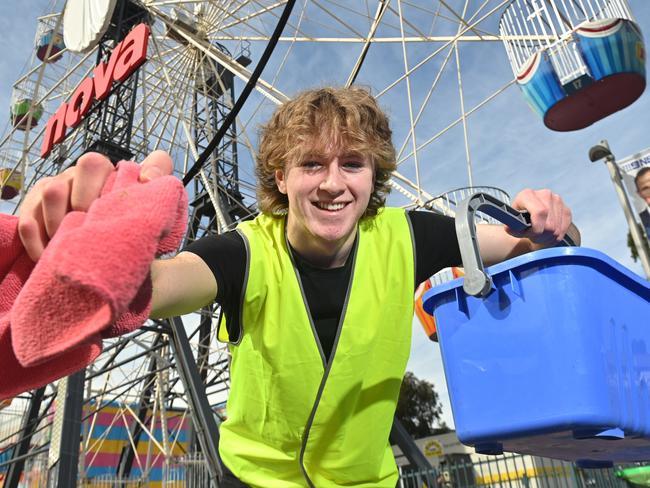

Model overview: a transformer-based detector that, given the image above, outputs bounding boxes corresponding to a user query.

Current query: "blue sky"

[1,1,649,428]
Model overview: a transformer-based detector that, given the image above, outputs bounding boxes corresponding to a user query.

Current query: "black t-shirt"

[184,210,461,361]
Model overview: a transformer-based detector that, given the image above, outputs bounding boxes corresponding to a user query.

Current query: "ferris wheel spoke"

[0,48,96,168]
[397,77,516,166]
[131,59,188,150]
[150,31,232,229]
[152,6,289,105]
[201,0,239,32]
[148,38,201,147]
[211,1,276,39]
[390,3,434,38]
[394,45,454,163]
[345,0,389,86]
[396,0,423,203]
[454,37,473,186]
[310,0,368,37]
[216,0,260,29]
[400,0,440,18]
[317,0,376,23]
[246,0,340,43]
[226,0,290,32]
[437,0,486,37]
[376,0,509,98]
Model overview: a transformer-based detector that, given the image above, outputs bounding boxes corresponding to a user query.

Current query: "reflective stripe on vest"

[218,207,415,487]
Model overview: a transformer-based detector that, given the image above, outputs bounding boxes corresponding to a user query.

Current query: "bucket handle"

[456,192,577,297]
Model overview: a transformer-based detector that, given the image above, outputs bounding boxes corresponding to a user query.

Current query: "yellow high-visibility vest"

[218,207,415,487]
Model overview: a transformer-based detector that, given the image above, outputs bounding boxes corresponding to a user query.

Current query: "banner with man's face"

[618,147,650,238]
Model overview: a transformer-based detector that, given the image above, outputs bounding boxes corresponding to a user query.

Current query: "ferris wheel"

[0,0,645,485]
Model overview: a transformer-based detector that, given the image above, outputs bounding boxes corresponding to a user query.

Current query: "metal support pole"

[53,369,86,487]
[592,141,650,279]
[3,388,45,488]
[603,157,650,278]
[187,307,214,455]
[115,337,161,483]
[389,417,434,487]
[589,140,650,279]
[168,316,223,486]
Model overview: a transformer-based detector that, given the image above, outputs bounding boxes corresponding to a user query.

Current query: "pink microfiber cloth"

[0,214,102,399]
[0,318,103,400]
[0,161,187,398]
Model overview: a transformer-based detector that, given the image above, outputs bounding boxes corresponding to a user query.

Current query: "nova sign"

[40,23,150,158]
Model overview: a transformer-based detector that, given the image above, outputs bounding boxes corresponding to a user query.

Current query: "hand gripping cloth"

[0,213,102,399]
[0,161,187,398]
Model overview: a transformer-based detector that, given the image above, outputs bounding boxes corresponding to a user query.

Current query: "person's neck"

[287,230,356,269]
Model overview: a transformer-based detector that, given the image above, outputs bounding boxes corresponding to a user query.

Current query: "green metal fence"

[398,454,629,488]
[0,447,643,487]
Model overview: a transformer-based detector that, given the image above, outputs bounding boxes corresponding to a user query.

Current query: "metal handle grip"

[456,192,577,297]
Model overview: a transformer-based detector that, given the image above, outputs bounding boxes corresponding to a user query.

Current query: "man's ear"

[275,169,287,194]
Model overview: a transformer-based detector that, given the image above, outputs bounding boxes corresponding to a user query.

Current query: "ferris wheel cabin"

[0,168,22,200]
[10,98,43,131]
[500,0,646,131]
[36,29,65,63]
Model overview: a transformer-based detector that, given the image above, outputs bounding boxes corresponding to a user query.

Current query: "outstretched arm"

[150,252,217,319]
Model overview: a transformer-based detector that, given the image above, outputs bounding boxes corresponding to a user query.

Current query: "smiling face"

[275,145,374,265]
[636,170,650,205]
[255,87,397,224]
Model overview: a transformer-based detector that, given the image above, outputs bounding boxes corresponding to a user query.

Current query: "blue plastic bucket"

[422,247,650,465]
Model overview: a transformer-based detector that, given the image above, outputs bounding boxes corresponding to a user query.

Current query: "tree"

[627,224,650,262]
[396,371,449,439]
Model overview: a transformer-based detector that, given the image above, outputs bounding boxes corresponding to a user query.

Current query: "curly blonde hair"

[256,86,396,217]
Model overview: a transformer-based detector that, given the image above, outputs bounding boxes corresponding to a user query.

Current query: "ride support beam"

[115,336,162,483]
[3,387,46,488]
[53,370,86,487]
[390,417,435,487]
[168,316,223,485]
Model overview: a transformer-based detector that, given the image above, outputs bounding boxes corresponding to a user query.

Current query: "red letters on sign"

[113,23,149,83]
[92,47,123,102]
[42,103,68,153]
[65,77,94,128]
[40,23,150,158]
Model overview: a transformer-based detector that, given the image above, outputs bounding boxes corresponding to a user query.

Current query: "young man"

[634,167,650,237]
[18,87,576,487]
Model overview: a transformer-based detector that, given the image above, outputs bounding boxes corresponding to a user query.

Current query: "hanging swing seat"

[501,0,646,131]
[517,18,646,131]
[0,168,22,200]
[36,29,65,62]
[10,99,43,130]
